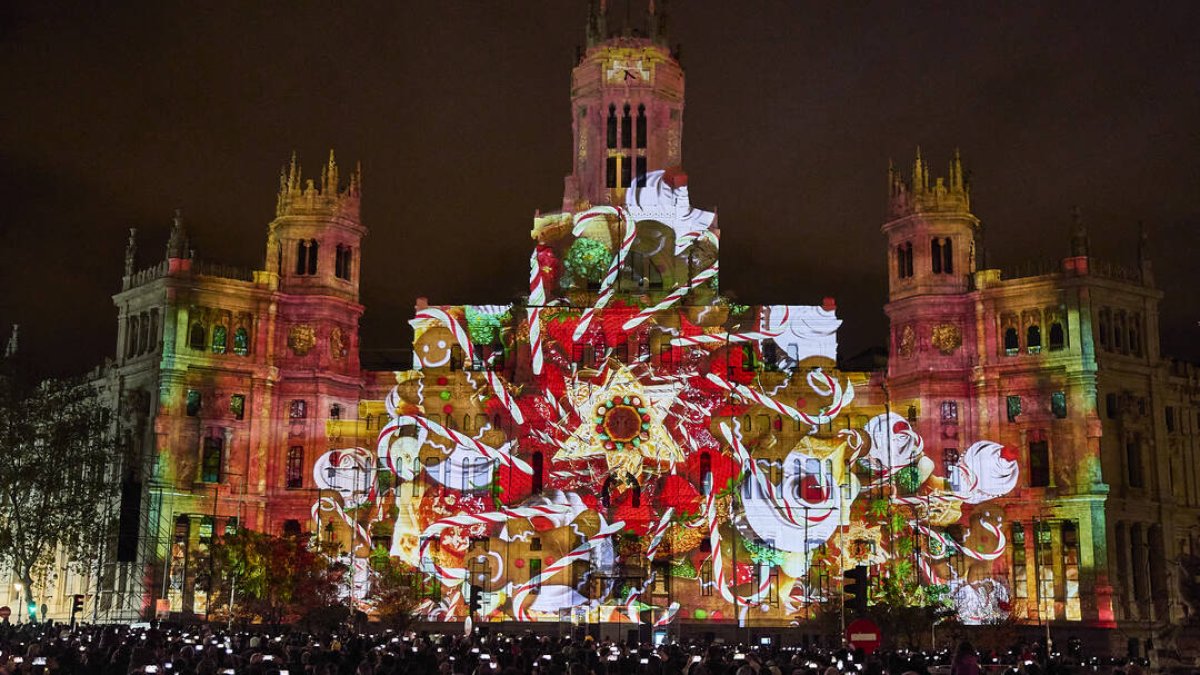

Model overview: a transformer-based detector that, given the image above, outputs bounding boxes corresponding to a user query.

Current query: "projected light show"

[312,172,1020,628]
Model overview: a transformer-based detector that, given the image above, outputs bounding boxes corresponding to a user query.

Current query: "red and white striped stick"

[386,413,532,476]
[668,330,781,348]
[528,249,547,375]
[644,507,675,560]
[704,369,854,430]
[511,517,624,621]
[573,207,635,341]
[622,260,720,332]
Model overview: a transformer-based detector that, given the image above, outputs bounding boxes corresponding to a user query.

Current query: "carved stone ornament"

[931,322,962,355]
[899,324,916,358]
[288,324,316,356]
[330,326,347,360]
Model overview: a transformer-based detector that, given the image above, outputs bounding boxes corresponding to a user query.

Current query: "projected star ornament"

[554,363,684,478]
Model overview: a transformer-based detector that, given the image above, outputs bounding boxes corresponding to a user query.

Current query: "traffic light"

[26,601,37,623]
[70,594,85,629]
[843,565,869,615]
[467,584,483,616]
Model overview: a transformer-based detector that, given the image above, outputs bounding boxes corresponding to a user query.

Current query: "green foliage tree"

[367,546,421,631]
[865,558,955,649]
[207,529,345,627]
[0,375,118,620]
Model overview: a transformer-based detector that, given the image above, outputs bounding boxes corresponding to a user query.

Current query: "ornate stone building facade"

[18,2,1197,652]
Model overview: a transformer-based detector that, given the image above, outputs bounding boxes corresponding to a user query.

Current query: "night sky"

[2,2,1198,378]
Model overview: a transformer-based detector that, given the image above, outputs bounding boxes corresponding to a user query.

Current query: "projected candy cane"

[916,519,1008,562]
[392,413,531,476]
[668,330,781,348]
[654,602,681,626]
[705,369,854,431]
[571,206,635,341]
[644,508,675,560]
[622,260,720,332]
[417,505,575,569]
[528,250,548,375]
[511,517,624,621]
[720,422,810,529]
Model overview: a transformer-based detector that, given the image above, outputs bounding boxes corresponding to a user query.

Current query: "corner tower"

[267,151,365,303]
[883,149,978,301]
[563,1,684,209]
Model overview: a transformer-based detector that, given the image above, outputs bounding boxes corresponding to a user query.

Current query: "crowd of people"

[0,623,1159,675]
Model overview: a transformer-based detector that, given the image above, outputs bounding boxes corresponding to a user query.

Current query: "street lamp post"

[14,583,23,623]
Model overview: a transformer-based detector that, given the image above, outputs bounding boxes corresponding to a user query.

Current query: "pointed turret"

[888,148,970,217]
[1069,206,1090,258]
[124,228,138,277]
[166,209,189,260]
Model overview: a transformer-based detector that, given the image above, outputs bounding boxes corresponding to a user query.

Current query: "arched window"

[1026,324,1042,354]
[148,310,158,353]
[699,452,713,496]
[295,240,309,275]
[904,242,914,277]
[1049,322,1065,351]
[335,245,353,280]
[931,238,943,274]
[621,104,632,149]
[606,104,617,149]
[233,327,249,356]
[1098,308,1111,349]
[189,323,206,350]
[532,452,544,493]
[896,245,907,279]
[1003,327,1019,355]
[1114,312,1126,351]
[211,325,227,354]
[307,240,318,275]
[1129,314,1142,356]
[636,104,647,148]
[942,237,953,274]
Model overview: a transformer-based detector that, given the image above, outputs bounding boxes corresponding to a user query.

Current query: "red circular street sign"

[846,617,882,654]
[0,606,11,620]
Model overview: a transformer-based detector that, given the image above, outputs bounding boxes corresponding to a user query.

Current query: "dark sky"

[2,2,1198,378]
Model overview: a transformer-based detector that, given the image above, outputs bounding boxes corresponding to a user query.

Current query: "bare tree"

[0,375,118,620]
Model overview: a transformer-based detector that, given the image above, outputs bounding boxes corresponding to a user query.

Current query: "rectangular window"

[1051,391,1067,419]
[606,156,617,188]
[1167,407,1177,433]
[940,400,958,423]
[1036,521,1055,620]
[1029,440,1049,487]
[529,558,542,594]
[621,154,631,187]
[224,517,238,536]
[701,561,713,596]
[1127,435,1144,488]
[199,516,214,544]
[1006,395,1022,422]
[289,399,307,419]
[1012,523,1028,599]
[1106,393,1118,418]
[230,394,245,421]
[1063,521,1081,621]
[186,390,202,417]
[530,536,542,552]
[330,403,342,420]
[635,155,647,183]
[943,448,961,491]
[201,437,223,483]
[653,562,669,595]
[286,446,303,489]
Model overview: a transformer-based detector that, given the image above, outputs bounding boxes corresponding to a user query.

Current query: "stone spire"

[166,209,189,260]
[1069,206,1089,258]
[124,228,138,277]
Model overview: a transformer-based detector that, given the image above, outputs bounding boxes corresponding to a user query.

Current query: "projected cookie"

[415,326,456,368]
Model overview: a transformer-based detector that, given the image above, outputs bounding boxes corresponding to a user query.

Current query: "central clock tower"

[563,1,684,209]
